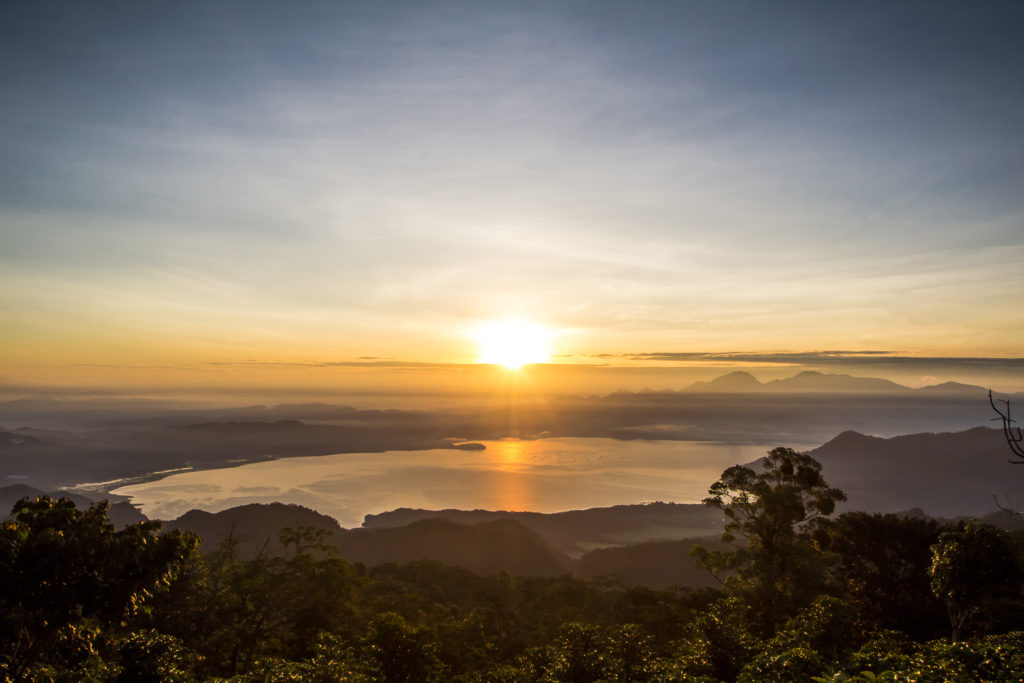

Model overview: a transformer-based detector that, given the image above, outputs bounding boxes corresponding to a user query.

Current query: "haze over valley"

[2,370,1019,526]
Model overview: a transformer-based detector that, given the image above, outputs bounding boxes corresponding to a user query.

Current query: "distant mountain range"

[682,370,993,395]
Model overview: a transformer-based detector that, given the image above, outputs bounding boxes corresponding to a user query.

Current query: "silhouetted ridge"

[168,504,574,576]
[918,381,986,396]
[338,517,573,576]
[818,430,883,450]
[169,503,342,557]
[363,502,723,556]
[764,371,908,393]
[684,371,762,392]
[808,427,1012,517]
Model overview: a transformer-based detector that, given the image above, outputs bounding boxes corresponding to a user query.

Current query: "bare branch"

[992,494,1018,514]
[989,389,1024,464]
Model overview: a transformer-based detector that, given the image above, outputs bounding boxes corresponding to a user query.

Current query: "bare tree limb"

[989,389,1024,464]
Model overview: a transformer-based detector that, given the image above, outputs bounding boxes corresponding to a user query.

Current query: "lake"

[113,438,769,528]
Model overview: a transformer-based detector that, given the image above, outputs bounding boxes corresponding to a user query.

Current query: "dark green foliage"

[114,629,198,683]
[0,496,197,679]
[540,623,608,682]
[13,621,110,682]
[693,447,846,635]
[229,633,368,682]
[770,596,859,664]
[812,512,946,639]
[2,481,1024,682]
[737,646,824,682]
[362,612,443,682]
[844,631,1024,681]
[151,528,360,677]
[727,596,858,682]
[605,624,657,682]
[675,597,761,681]
[842,630,917,678]
[929,521,1022,642]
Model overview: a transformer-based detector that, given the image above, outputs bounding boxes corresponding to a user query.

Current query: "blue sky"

[2,1,1022,388]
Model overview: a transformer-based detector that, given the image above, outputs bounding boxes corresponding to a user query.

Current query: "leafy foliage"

[675,597,760,681]
[929,521,1022,642]
[812,512,946,639]
[693,446,846,634]
[0,496,197,679]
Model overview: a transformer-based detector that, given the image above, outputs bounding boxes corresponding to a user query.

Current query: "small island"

[450,441,487,451]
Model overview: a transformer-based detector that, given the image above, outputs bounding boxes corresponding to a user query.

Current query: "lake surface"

[113,438,769,528]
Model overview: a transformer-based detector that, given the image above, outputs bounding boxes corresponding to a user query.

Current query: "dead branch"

[989,389,1024,464]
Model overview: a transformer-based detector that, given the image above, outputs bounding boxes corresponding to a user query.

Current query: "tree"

[0,496,197,678]
[811,512,946,639]
[692,447,846,635]
[149,526,358,678]
[929,522,1021,642]
[676,597,760,681]
[362,612,443,683]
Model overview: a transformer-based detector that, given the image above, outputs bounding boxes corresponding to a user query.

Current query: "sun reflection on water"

[492,439,527,471]
[490,439,531,510]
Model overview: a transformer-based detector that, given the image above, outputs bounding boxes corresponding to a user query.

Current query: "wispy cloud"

[594,351,1024,367]
[204,360,469,370]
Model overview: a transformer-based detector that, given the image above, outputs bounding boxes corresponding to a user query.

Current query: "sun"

[474,319,553,369]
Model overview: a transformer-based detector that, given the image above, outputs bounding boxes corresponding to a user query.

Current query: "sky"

[2,1,1023,395]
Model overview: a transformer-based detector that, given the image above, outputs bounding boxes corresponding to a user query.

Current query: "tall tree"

[929,522,1021,642]
[692,447,846,635]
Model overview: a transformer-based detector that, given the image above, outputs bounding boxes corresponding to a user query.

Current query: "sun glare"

[474,320,552,369]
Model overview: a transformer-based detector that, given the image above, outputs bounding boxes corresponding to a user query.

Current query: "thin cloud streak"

[598,352,1024,368]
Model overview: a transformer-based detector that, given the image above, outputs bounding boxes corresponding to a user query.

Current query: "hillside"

[336,518,574,576]
[363,502,724,556]
[166,502,344,557]
[168,503,574,576]
[809,426,1016,517]
[576,536,724,589]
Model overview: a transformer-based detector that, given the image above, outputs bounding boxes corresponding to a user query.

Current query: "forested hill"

[363,502,723,556]
[166,503,574,577]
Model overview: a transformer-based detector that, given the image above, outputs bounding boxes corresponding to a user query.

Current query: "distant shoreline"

[87,441,490,497]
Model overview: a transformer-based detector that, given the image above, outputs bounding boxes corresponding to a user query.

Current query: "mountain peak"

[819,430,880,450]
[918,381,985,395]
[685,371,762,392]
[765,372,908,393]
